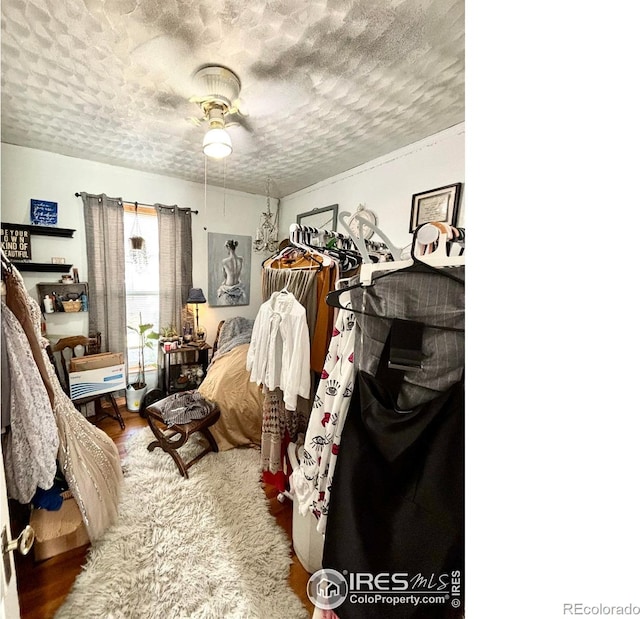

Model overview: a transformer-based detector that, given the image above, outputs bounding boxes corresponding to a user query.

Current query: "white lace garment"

[1,301,59,504]
[8,268,123,541]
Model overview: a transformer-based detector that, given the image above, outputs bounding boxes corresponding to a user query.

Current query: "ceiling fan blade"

[225,110,253,133]
[226,125,260,153]
[230,97,249,117]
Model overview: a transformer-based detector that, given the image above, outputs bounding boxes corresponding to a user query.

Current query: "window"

[123,205,159,377]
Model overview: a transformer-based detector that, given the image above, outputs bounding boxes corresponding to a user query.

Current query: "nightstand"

[159,343,211,395]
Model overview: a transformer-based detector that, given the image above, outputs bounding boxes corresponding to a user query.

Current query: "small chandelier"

[253,177,279,253]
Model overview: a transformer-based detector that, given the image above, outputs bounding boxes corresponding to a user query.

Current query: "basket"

[61,300,82,312]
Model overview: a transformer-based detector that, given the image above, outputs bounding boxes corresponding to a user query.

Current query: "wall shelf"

[0,222,75,238]
[14,263,74,273]
[37,282,89,313]
[2,222,76,272]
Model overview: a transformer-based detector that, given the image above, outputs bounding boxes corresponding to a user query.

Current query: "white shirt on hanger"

[247,290,311,410]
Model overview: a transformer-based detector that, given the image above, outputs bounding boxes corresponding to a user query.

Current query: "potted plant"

[129,235,145,251]
[158,325,179,343]
[125,313,159,412]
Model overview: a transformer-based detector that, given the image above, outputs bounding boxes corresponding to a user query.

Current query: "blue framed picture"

[30,199,58,226]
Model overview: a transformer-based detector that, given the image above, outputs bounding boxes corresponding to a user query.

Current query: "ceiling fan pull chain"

[223,157,227,218]
[203,155,208,231]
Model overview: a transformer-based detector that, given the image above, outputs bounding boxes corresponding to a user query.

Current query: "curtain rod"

[74,193,198,215]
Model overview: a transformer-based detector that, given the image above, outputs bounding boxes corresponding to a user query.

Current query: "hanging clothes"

[1,301,59,504]
[4,270,56,406]
[322,363,464,619]
[350,267,465,408]
[4,263,123,541]
[262,267,318,346]
[247,290,311,411]
[291,299,356,534]
[261,387,310,491]
[1,321,11,430]
[265,251,337,373]
[248,290,312,491]
[322,266,465,619]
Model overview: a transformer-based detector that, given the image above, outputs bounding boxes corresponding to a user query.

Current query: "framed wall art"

[1,224,32,260]
[207,232,252,307]
[409,183,462,232]
[30,199,58,226]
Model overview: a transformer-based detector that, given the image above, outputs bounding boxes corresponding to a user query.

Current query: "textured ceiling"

[1,0,464,198]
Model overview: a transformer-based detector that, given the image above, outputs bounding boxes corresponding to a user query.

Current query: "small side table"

[159,343,211,395]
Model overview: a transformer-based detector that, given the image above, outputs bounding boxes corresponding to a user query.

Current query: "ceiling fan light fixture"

[203,127,232,159]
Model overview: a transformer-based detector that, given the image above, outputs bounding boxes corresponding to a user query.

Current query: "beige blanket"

[198,344,264,451]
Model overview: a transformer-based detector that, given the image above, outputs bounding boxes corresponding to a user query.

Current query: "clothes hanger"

[325,222,464,331]
[1,250,15,280]
[262,238,325,270]
[283,224,329,268]
[335,209,406,284]
[338,211,403,263]
[412,222,465,268]
[280,270,292,294]
[295,241,361,273]
[325,270,464,332]
[356,223,465,285]
[286,245,325,270]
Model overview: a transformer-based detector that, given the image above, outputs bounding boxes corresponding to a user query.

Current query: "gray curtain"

[82,192,126,355]
[157,204,193,335]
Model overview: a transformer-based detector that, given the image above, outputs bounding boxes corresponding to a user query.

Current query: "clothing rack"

[74,193,199,215]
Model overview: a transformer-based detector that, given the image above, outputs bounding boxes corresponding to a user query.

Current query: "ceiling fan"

[187,64,250,159]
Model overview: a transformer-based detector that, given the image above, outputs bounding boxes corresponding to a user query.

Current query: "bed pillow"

[198,344,263,451]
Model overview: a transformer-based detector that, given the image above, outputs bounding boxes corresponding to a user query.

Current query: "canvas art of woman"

[217,239,248,305]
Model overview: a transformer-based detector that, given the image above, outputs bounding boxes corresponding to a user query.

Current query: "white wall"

[2,121,464,343]
[279,123,465,249]
[0,144,267,345]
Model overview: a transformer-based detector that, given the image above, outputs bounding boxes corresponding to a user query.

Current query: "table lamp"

[186,288,207,341]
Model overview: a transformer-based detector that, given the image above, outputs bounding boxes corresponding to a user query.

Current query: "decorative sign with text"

[1,225,32,260]
[30,199,58,226]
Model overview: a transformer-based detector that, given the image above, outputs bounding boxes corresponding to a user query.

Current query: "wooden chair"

[48,334,125,430]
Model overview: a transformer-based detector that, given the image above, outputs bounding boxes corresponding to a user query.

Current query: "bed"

[196,317,264,451]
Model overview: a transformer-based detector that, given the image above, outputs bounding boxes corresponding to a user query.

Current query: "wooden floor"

[12,399,315,618]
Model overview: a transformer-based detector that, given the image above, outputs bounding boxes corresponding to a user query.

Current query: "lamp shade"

[203,127,232,159]
[186,288,207,304]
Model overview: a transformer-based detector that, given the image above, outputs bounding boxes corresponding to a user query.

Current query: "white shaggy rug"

[55,428,308,619]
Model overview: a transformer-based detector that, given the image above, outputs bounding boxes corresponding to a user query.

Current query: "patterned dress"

[291,299,355,534]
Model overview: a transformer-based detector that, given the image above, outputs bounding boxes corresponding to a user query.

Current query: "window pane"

[124,209,159,373]
[125,292,159,370]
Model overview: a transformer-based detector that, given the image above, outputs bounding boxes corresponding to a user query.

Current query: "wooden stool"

[144,395,220,478]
